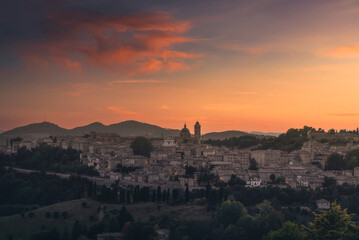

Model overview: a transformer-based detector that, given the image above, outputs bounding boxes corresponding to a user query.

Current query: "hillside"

[0,121,280,143]
[249,131,282,137]
[0,199,210,240]
[0,122,67,138]
[0,121,180,141]
[202,130,248,140]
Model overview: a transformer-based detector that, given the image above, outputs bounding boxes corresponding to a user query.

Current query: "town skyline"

[2,119,359,135]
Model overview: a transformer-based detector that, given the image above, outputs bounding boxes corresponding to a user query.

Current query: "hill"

[249,131,282,137]
[0,198,210,240]
[0,121,279,143]
[202,130,248,140]
[0,121,180,142]
[107,120,179,137]
[0,122,67,139]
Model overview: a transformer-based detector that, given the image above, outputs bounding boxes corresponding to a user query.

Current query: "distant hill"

[202,130,282,140]
[249,131,282,137]
[202,131,248,140]
[0,121,281,144]
[0,121,180,143]
[0,122,67,138]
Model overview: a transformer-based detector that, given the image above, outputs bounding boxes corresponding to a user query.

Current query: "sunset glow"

[2,0,359,133]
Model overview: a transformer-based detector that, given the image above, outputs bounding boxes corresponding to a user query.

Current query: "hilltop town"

[3,122,359,192]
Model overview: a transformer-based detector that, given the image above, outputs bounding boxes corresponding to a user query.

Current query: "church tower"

[194,121,201,144]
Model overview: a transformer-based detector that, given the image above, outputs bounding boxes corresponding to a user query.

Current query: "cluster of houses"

[3,123,359,192]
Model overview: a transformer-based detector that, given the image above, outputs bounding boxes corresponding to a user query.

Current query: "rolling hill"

[202,130,248,140]
[0,121,281,144]
[0,121,180,141]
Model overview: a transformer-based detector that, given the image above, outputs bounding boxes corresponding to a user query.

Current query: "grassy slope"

[0,198,210,240]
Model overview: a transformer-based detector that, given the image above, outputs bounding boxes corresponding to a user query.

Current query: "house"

[98,232,124,240]
[316,199,330,210]
[246,177,262,188]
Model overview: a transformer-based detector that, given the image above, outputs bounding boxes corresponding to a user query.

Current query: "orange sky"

[1,0,359,133]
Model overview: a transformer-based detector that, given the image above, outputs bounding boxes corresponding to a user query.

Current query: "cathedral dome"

[180,123,191,139]
[181,125,190,134]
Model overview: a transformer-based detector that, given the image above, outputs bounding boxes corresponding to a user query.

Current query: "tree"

[302,201,358,240]
[264,221,301,240]
[326,153,345,170]
[217,201,247,228]
[156,186,162,202]
[222,224,240,240]
[71,221,84,240]
[130,137,153,158]
[125,221,156,240]
[117,206,134,231]
[270,174,276,183]
[185,185,190,203]
[249,158,258,170]
[172,189,179,201]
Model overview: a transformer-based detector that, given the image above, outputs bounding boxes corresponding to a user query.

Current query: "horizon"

[2,119,359,135]
[2,0,359,133]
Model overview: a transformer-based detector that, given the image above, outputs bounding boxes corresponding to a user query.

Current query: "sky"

[1,0,359,133]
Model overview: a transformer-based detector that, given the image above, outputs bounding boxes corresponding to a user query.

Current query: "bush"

[45,212,51,218]
[81,201,88,208]
[62,211,68,219]
[28,212,35,218]
[53,211,60,219]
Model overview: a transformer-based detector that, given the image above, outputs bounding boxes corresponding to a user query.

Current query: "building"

[98,233,124,240]
[316,199,330,210]
[194,121,201,144]
[178,122,202,145]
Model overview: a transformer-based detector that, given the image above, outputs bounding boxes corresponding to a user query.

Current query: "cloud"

[105,106,140,117]
[19,9,203,75]
[222,44,268,54]
[161,105,171,110]
[317,45,359,59]
[284,62,359,72]
[236,91,258,95]
[328,113,359,117]
[109,79,163,85]
[65,83,99,97]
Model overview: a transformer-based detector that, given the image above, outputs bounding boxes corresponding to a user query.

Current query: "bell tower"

[194,121,201,144]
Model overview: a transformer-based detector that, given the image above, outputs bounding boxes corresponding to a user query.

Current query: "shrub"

[62,211,68,219]
[81,201,88,208]
[53,211,60,219]
[28,212,35,218]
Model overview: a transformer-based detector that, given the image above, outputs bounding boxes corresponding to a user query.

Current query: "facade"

[316,199,330,210]
[194,121,201,144]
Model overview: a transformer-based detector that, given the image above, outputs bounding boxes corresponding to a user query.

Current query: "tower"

[194,121,201,144]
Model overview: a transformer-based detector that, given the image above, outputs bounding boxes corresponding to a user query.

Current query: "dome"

[180,123,191,139]
[181,125,190,133]
[180,123,190,132]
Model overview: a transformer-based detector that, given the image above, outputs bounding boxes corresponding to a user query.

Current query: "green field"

[0,198,211,240]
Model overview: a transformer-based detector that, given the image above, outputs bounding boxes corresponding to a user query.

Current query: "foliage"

[264,221,301,240]
[249,158,258,170]
[326,153,345,170]
[216,201,247,228]
[325,150,359,171]
[302,201,358,240]
[114,164,139,174]
[0,144,98,176]
[125,221,156,240]
[204,135,261,149]
[0,168,90,215]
